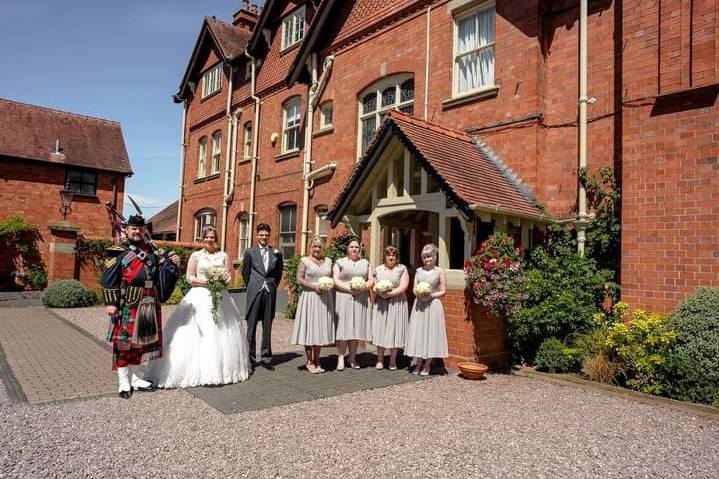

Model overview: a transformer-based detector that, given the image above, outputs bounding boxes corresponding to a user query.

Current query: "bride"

[149,226,251,388]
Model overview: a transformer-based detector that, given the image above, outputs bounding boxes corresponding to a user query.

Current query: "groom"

[242,223,284,370]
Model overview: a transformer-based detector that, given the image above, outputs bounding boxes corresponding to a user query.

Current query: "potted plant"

[0,215,42,289]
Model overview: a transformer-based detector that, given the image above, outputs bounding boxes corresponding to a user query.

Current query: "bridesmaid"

[405,243,448,376]
[372,246,409,370]
[333,237,373,370]
[290,236,335,373]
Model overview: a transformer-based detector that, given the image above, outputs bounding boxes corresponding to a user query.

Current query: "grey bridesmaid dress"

[371,264,409,349]
[405,267,448,359]
[290,257,335,346]
[334,257,371,341]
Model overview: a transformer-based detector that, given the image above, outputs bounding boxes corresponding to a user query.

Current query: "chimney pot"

[242,0,249,10]
[250,4,257,14]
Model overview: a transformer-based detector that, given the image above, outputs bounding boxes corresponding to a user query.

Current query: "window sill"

[62,190,97,199]
[238,157,253,164]
[200,89,222,103]
[313,126,334,138]
[193,173,220,184]
[442,86,499,109]
[275,150,300,162]
[279,42,301,57]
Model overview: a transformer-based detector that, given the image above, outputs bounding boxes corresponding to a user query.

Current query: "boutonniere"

[273,249,280,255]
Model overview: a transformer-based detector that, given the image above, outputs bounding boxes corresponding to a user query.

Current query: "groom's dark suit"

[242,244,284,366]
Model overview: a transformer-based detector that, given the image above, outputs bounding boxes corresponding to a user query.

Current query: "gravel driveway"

[1,306,717,478]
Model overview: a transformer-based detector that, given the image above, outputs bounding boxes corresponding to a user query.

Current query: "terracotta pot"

[458,361,488,380]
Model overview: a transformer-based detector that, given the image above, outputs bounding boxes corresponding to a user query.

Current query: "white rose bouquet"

[414,281,432,297]
[206,266,231,325]
[349,276,367,291]
[318,276,335,291]
[375,280,394,294]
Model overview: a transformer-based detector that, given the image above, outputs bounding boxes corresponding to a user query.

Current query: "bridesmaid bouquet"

[350,276,367,291]
[206,266,230,325]
[375,280,394,294]
[318,276,335,291]
[414,281,432,296]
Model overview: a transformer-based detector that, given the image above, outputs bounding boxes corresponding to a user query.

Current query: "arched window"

[319,101,333,129]
[197,136,208,178]
[194,208,216,241]
[278,203,297,258]
[238,213,250,257]
[242,122,252,162]
[211,130,222,174]
[282,97,302,153]
[358,75,414,155]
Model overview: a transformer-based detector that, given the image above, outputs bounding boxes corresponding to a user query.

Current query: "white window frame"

[315,205,329,239]
[194,209,216,241]
[319,101,333,130]
[281,5,306,51]
[452,2,496,98]
[202,63,223,99]
[211,130,222,174]
[197,136,207,178]
[238,214,250,258]
[242,122,252,162]
[282,97,302,154]
[278,203,297,258]
[357,74,414,157]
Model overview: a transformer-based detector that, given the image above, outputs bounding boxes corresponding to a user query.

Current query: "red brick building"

[175,0,719,365]
[0,98,132,289]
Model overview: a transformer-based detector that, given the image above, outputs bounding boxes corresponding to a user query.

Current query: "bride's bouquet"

[349,276,367,291]
[375,280,394,294]
[414,281,432,297]
[318,276,334,292]
[206,266,231,325]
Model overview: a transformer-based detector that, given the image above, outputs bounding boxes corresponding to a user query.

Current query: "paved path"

[0,307,115,404]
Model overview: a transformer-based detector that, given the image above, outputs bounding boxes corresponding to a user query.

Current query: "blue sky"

[1,0,258,217]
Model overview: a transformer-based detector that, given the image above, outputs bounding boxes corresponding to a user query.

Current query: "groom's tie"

[261,246,269,271]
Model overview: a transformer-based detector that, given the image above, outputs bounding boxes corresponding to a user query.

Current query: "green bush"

[508,224,615,363]
[284,255,302,319]
[27,266,48,290]
[663,288,719,406]
[42,280,98,308]
[534,338,580,373]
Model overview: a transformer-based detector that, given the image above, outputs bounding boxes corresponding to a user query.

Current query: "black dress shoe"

[260,363,275,371]
[118,390,132,399]
[133,384,156,392]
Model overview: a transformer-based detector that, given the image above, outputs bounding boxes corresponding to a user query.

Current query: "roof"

[329,110,542,226]
[148,200,178,235]
[175,17,251,101]
[0,98,133,175]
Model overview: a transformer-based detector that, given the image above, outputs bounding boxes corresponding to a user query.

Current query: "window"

[358,76,414,155]
[278,203,297,258]
[198,136,208,177]
[281,5,306,50]
[320,101,333,129]
[242,122,252,161]
[315,205,329,238]
[64,169,96,196]
[453,4,495,96]
[282,97,301,153]
[194,209,216,241]
[202,63,223,98]
[238,214,250,257]
[211,130,222,174]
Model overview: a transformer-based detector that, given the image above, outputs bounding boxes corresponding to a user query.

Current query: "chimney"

[233,1,258,31]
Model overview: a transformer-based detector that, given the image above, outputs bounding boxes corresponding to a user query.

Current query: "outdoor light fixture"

[60,190,74,220]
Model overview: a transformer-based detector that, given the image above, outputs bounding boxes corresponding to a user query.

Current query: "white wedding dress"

[149,250,251,388]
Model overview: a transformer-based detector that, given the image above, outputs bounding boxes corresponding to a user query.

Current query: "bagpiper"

[101,213,180,398]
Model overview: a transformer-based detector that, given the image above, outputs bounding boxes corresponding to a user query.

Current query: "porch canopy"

[328,110,546,287]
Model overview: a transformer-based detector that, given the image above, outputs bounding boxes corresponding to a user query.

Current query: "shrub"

[534,338,580,373]
[284,255,302,319]
[27,266,48,290]
[573,304,629,383]
[165,285,185,305]
[663,288,719,406]
[507,224,615,363]
[42,280,97,308]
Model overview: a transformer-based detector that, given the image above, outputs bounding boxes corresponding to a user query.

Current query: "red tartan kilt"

[111,303,163,370]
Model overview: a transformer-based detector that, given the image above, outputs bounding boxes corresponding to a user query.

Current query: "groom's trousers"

[246,289,275,365]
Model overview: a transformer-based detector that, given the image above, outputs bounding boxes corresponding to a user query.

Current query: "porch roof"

[328,110,542,226]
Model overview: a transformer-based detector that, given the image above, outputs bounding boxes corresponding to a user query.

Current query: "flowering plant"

[205,266,230,325]
[414,281,432,296]
[464,233,527,318]
[318,276,335,291]
[375,280,394,294]
[350,276,367,291]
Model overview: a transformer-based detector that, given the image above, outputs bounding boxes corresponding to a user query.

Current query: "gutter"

[244,49,261,247]
[176,100,188,240]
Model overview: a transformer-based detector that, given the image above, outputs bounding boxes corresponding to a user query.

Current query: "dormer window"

[202,63,223,98]
[281,5,305,50]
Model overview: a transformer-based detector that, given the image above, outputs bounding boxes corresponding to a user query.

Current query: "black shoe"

[260,363,275,371]
[133,384,156,392]
[118,389,132,399]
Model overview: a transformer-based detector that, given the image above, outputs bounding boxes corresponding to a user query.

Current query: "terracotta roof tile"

[148,200,178,235]
[206,17,251,61]
[255,27,301,93]
[0,98,132,175]
[329,110,541,224]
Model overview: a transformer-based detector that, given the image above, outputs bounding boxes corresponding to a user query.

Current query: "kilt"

[107,295,163,370]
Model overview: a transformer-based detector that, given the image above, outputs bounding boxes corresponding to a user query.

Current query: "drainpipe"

[244,49,261,247]
[300,53,319,254]
[176,99,188,240]
[423,4,431,120]
[576,0,594,256]
[220,65,236,251]
[221,106,242,252]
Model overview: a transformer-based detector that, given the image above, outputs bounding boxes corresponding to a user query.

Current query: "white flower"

[318,276,334,291]
[375,280,394,293]
[205,266,230,285]
[350,276,366,291]
[273,249,280,255]
[414,281,432,296]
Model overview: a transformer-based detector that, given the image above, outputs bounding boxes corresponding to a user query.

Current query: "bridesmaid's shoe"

[388,365,398,371]
[420,369,430,376]
[375,362,384,370]
[350,363,360,370]
[317,366,326,373]
[336,365,345,371]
